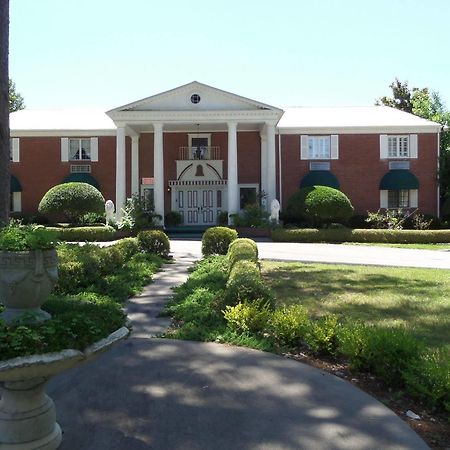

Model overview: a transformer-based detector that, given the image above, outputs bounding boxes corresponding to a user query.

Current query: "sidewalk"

[48,251,429,450]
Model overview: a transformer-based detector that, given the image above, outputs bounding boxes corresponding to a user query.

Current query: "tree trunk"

[0,0,10,225]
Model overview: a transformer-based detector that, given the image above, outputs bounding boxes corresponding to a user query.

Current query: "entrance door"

[177,188,223,225]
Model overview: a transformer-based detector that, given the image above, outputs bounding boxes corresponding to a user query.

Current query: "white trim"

[279,126,440,134]
[11,138,20,162]
[409,134,418,158]
[90,137,98,162]
[188,133,211,147]
[61,138,69,162]
[380,134,388,159]
[300,135,309,159]
[131,135,140,196]
[330,135,339,159]
[11,130,116,137]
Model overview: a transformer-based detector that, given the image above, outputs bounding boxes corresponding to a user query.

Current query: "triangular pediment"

[108,81,282,113]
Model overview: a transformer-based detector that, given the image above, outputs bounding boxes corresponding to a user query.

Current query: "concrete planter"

[0,249,58,324]
[0,326,129,450]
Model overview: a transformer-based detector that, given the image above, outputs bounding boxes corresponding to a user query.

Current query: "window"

[308,136,330,159]
[240,187,257,209]
[388,190,410,208]
[69,138,91,160]
[388,136,409,158]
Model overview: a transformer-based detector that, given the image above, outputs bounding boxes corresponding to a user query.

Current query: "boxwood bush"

[38,182,105,223]
[227,238,259,269]
[46,225,116,241]
[202,226,238,256]
[137,230,170,258]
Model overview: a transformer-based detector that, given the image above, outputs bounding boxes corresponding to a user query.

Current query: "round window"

[190,93,201,104]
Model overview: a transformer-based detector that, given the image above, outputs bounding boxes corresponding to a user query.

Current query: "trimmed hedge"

[228,238,259,269]
[46,225,116,241]
[38,182,105,223]
[202,226,238,256]
[137,230,170,258]
[272,227,450,244]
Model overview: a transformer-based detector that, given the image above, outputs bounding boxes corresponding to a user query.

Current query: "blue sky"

[9,0,450,110]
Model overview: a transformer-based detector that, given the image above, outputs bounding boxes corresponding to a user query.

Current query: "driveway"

[170,239,450,269]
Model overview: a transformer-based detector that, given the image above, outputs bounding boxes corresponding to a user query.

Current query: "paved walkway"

[170,238,450,269]
[48,248,429,450]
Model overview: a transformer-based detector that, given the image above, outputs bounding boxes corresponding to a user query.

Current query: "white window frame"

[69,138,92,161]
[388,135,409,158]
[301,135,338,160]
[238,183,259,211]
[380,189,418,209]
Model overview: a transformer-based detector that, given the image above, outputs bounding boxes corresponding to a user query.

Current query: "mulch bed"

[285,351,450,449]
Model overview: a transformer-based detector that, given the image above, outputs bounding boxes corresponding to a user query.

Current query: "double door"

[177,188,224,225]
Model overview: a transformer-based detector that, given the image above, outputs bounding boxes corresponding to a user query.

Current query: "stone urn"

[0,249,58,324]
[0,326,129,450]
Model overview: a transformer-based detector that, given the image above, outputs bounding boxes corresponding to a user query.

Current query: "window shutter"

[409,134,418,158]
[380,135,388,159]
[61,138,69,162]
[331,135,339,159]
[90,137,98,161]
[380,190,388,208]
[12,192,22,212]
[409,189,418,208]
[300,135,309,159]
[11,138,20,162]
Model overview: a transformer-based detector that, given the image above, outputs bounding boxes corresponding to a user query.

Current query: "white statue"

[105,200,115,225]
[270,199,280,224]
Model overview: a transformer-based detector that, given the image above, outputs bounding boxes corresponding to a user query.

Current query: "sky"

[9,0,450,111]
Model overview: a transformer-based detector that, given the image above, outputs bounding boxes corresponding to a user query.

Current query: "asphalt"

[46,241,434,450]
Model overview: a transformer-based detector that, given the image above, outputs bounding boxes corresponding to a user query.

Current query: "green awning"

[63,173,100,190]
[10,175,22,192]
[379,170,419,190]
[300,170,340,189]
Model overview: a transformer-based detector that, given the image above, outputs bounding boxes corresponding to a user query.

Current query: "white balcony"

[179,146,221,160]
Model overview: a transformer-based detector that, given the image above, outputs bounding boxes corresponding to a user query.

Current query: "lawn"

[345,242,450,250]
[261,261,450,350]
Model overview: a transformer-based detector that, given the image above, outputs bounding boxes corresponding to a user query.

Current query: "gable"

[108,81,282,113]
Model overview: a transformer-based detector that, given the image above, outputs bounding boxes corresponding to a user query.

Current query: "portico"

[107,82,283,225]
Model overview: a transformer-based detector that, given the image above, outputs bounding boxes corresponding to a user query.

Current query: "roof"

[10,109,116,136]
[278,106,441,134]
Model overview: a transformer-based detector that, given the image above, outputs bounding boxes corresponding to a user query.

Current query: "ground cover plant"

[0,237,165,361]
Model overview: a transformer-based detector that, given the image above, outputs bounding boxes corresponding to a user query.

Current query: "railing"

[179,146,220,160]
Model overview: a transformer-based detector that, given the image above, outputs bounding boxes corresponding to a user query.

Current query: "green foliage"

[227,238,259,269]
[119,195,161,231]
[402,348,450,413]
[0,222,57,250]
[366,209,408,230]
[46,225,115,241]
[38,182,105,223]
[221,260,274,310]
[201,226,238,256]
[217,211,229,226]
[272,227,450,243]
[113,237,140,260]
[79,211,106,225]
[9,78,25,112]
[305,314,339,355]
[164,211,183,227]
[269,305,309,348]
[223,301,272,334]
[137,230,170,257]
[284,186,354,226]
[338,324,424,386]
[230,204,271,228]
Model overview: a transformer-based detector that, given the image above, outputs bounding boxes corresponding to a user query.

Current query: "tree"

[377,79,450,202]
[0,0,10,224]
[9,78,24,112]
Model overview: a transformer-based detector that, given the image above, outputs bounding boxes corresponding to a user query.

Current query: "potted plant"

[0,223,58,324]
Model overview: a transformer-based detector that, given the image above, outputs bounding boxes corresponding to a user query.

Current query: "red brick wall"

[280,133,438,215]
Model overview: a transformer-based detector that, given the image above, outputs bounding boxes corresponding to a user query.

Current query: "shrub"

[137,230,170,257]
[284,186,354,226]
[269,305,310,348]
[38,182,105,223]
[46,225,116,242]
[202,226,238,256]
[112,237,140,260]
[271,227,450,244]
[217,211,229,226]
[227,238,259,269]
[165,211,183,227]
[118,195,161,231]
[223,301,272,334]
[230,204,270,228]
[442,196,450,219]
[220,260,274,310]
[305,314,339,355]
[0,222,57,250]
[402,348,450,413]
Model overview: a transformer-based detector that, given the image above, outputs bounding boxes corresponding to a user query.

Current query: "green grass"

[345,242,450,250]
[261,261,450,350]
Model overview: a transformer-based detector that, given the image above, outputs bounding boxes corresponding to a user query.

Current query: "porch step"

[165,226,208,239]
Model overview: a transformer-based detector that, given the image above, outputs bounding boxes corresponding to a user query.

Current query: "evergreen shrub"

[137,230,170,257]
[202,226,238,256]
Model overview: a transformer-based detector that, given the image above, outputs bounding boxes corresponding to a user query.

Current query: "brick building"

[9,81,441,225]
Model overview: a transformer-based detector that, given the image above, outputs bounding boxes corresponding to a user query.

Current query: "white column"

[260,130,268,209]
[153,123,165,226]
[115,126,126,219]
[227,121,238,224]
[266,122,277,208]
[131,135,140,197]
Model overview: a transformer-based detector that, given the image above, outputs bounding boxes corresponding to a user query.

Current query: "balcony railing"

[179,146,220,160]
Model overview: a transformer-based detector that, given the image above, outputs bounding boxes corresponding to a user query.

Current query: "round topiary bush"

[227,238,259,269]
[202,226,238,256]
[38,182,105,224]
[284,186,354,226]
[137,230,170,258]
